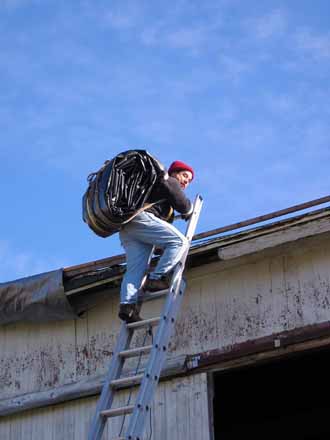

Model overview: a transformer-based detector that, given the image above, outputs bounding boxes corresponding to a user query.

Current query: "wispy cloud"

[1,0,330,276]
[2,0,28,9]
[219,54,254,82]
[0,240,69,282]
[103,2,143,30]
[99,1,225,55]
[141,24,210,54]
[1,0,42,10]
[244,9,330,67]
[247,9,288,40]
[295,29,330,60]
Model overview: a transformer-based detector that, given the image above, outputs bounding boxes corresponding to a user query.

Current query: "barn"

[1,197,330,439]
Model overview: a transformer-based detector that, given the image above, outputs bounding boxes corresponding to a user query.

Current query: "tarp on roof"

[0,269,78,325]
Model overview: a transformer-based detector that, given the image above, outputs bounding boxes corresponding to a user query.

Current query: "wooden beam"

[63,204,330,281]
[64,210,330,297]
[218,216,330,261]
[185,319,330,372]
[63,254,126,279]
[2,320,330,417]
[0,355,187,417]
[193,195,330,241]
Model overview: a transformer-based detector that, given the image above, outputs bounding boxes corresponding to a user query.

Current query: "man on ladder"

[118,160,195,324]
[88,158,202,439]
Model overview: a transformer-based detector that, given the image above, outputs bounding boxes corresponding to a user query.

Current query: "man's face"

[172,170,193,190]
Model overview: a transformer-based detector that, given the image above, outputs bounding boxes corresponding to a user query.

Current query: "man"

[118,160,194,323]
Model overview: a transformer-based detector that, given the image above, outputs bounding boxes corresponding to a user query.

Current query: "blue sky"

[1,0,330,282]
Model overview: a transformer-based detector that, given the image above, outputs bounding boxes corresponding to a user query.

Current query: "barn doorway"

[212,347,330,439]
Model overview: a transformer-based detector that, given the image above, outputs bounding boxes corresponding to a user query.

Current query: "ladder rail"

[88,194,203,440]
[126,195,203,439]
[184,194,204,242]
[125,278,186,438]
[88,324,133,440]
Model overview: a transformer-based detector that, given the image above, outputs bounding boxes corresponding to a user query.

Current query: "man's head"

[168,160,194,190]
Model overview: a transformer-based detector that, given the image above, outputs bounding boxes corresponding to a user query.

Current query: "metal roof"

[64,195,330,298]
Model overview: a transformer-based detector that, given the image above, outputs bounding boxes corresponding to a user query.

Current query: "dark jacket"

[146,176,192,222]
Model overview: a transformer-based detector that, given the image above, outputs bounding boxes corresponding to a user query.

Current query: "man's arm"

[162,176,193,215]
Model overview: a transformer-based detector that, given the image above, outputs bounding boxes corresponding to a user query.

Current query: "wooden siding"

[1,226,330,438]
[0,373,210,440]
[1,233,330,403]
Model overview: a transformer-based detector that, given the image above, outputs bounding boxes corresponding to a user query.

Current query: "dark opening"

[213,347,330,440]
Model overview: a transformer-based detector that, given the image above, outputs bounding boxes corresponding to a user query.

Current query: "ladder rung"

[110,373,144,388]
[140,288,168,302]
[101,404,134,418]
[88,195,203,440]
[119,345,153,359]
[126,316,161,329]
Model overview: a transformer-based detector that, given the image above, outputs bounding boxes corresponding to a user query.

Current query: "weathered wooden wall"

[1,228,330,437]
[3,236,330,400]
[0,374,210,440]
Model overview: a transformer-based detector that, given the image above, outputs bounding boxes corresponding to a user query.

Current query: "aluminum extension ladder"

[88,194,203,440]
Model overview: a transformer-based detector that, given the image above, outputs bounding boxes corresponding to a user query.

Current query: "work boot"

[118,303,142,323]
[143,276,170,293]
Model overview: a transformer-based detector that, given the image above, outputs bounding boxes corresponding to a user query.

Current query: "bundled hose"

[82,150,166,237]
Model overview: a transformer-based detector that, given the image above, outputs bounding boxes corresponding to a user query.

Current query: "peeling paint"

[2,238,330,402]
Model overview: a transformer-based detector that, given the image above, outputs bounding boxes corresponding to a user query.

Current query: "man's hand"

[181,212,192,221]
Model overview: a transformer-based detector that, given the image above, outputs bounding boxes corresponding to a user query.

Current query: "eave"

[64,203,330,307]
